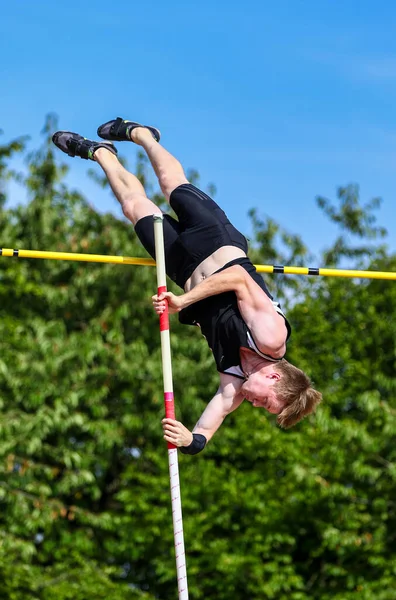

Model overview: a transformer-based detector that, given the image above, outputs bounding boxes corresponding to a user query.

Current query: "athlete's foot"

[52,131,117,161]
[97,118,160,145]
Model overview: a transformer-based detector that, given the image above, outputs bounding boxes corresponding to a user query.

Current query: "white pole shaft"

[153,214,189,600]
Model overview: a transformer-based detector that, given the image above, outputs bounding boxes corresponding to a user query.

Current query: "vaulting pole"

[152,215,189,600]
[1,247,395,280]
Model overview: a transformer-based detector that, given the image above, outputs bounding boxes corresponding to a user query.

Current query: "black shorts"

[134,183,248,288]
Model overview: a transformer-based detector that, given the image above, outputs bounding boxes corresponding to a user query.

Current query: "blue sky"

[1,0,396,261]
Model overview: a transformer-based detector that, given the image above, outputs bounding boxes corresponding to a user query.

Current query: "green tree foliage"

[0,116,395,599]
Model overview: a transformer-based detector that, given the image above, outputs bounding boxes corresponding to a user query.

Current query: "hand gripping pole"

[153,214,189,600]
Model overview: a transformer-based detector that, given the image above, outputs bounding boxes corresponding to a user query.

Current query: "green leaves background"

[0,116,395,599]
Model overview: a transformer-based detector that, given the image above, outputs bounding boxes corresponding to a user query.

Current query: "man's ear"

[268,372,281,380]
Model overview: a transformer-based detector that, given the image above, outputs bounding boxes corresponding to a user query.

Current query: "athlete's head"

[273,359,322,427]
[241,359,322,427]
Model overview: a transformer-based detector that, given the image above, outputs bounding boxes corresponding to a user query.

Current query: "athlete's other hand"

[162,418,193,447]
[152,292,184,315]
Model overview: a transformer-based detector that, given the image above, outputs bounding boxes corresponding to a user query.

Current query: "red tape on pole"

[158,285,169,331]
[164,392,176,448]
[164,391,175,419]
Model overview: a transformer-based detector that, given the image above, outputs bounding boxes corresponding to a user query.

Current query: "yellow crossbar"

[0,248,395,280]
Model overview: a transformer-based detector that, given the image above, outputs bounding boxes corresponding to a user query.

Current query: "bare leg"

[94,147,160,224]
[130,128,189,201]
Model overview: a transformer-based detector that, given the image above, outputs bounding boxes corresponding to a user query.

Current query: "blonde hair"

[274,359,322,428]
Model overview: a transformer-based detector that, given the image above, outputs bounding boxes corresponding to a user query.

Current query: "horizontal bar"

[0,248,395,280]
[257,265,396,280]
[0,247,155,266]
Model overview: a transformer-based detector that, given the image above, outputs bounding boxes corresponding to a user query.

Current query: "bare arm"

[234,269,288,357]
[192,373,245,442]
[154,265,248,315]
[154,265,288,356]
[162,373,244,447]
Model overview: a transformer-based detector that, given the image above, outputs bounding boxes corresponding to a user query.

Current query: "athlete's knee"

[120,192,150,223]
[159,173,189,200]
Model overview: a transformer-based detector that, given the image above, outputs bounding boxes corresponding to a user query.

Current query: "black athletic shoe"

[97,117,161,143]
[52,131,118,160]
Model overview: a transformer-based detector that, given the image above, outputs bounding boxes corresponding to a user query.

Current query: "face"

[240,368,285,414]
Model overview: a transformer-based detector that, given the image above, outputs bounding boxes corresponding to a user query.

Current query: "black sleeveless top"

[178,257,292,378]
